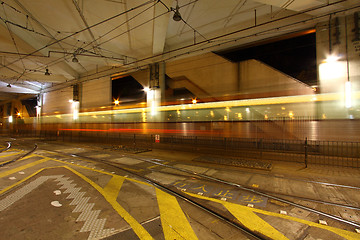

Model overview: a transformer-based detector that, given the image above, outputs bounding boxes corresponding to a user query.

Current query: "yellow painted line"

[0,153,37,166]
[147,162,169,169]
[224,202,289,240]
[48,157,152,187]
[0,162,153,240]
[186,192,360,240]
[122,167,143,173]
[0,157,49,178]
[156,188,198,240]
[0,167,59,194]
[103,175,125,200]
[64,166,154,240]
[147,165,159,169]
[42,152,143,173]
[0,151,23,158]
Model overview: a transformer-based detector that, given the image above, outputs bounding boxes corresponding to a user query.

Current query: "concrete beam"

[253,0,324,12]
[152,0,172,55]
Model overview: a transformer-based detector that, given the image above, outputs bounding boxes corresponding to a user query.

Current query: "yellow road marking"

[186,192,360,240]
[103,175,125,200]
[0,151,23,158]
[0,166,59,194]
[46,157,152,187]
[0,153,39,166]
[64,166,154,240]
[42,151,143,173]
[147,162,169,169]
[224,202,289,240]
[122,167,143,173]
[156,188,198,240]
[4,154,356,240]
[0,157,49,178]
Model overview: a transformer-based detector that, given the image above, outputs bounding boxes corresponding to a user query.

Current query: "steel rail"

[0,142,11,153]
[112,163,266,240]
[0,144,37,167]
[42,149,265,240]
[38,144,360,229]
[132,157,360,229]
[259,190,360,211]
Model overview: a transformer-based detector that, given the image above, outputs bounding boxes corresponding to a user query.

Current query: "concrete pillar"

[147,62,165,122]
[316,13,360,119]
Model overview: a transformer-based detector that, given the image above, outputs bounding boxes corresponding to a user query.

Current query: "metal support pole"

[304,137,308,168]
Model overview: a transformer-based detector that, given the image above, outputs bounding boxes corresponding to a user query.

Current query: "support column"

[147,62,165,122]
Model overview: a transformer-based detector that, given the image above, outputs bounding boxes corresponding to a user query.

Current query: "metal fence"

[7,129,360,168]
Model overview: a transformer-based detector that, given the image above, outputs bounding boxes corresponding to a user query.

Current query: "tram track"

[0,142,37,167]
[37,145,360,231]
[144,160,360,211]
[0,142,11,153]
[130,156,360,228]
[37,147,265,239]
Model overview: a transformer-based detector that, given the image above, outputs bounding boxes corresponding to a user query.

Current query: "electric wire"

[2,0,357,93]
[44,0,359,92]
[0,0,158,84]
[0,0,157,70]
[1,3,26,70]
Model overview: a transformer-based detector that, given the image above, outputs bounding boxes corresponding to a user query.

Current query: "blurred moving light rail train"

[4,91,360,142]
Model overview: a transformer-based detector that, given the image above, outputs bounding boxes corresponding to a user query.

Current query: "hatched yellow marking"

[10,154,358,239]
[186,192,360,240]
[64,166,154,240]
[156,188,198,240]
[103,175,125,200]
[225,202,288,240]
[0,157,49,178]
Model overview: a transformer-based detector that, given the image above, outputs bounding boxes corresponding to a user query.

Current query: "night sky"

[215,32,317,86]
[112,76,145,102]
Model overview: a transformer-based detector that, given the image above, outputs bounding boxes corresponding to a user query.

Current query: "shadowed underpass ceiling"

[0,0,359,102]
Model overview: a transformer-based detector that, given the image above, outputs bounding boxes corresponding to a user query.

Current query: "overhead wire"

[84,1,160,50]
[0,0,159,85]
[2,0,357,92]
[1,2,27,79]
[39,0,360,94]
[0,0,157,70]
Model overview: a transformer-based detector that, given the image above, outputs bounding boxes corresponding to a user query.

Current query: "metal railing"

[8,129,360,168]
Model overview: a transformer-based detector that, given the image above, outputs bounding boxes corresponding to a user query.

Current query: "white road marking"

[51,201,62,207]
[53,190,62,195]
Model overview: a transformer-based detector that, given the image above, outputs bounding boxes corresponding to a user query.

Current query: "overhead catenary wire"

[1,0,199,82]
[0,0,159,83]
[2,0,357,92]
[1,2,26,70]
[0,0,157,70]
[39,1,360,94]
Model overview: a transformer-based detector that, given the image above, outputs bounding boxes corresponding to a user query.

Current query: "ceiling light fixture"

[173,1,181,21]
[45,68,50,75]
[72,54,79,63]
